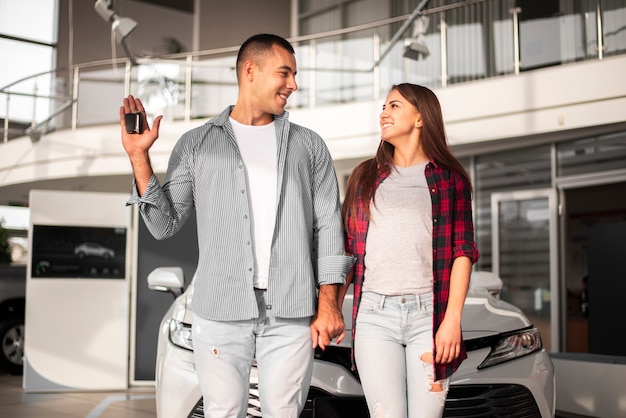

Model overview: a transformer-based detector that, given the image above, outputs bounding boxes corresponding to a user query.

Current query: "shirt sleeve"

[311,134,355,286]
[125,140,195,241]
[452,175,480,264]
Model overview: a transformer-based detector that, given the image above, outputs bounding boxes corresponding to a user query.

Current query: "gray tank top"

[363,162,433,295]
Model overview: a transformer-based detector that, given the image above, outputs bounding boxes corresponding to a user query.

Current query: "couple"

[120,33,478,418]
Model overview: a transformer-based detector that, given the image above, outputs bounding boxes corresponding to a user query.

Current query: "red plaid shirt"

[345,160,480,380]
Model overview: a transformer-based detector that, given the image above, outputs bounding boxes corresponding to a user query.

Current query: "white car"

[74,242,115,259]
[148,268,555,418]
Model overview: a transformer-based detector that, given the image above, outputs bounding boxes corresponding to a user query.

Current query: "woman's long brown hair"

[342,83,471,229]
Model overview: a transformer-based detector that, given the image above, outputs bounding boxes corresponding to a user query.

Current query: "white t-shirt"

[230,117,278,289]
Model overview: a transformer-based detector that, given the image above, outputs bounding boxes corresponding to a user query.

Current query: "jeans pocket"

[358,293,382,313]
[420,293,434,316]
[358,299,378,313]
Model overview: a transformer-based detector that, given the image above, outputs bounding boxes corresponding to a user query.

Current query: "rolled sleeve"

[125,174,161,206]
[317,254,356,286]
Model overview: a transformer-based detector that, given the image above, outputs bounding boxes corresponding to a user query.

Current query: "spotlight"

[403,39,430,60]
[94,0,137,43]
[94,0,115,22]
[94,0,137,64]
[403,15,430,60]
[112,16,137,42]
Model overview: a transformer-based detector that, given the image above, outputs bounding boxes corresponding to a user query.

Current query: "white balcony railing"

[1,0,625,143]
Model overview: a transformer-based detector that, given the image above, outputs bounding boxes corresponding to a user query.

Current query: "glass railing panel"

[519,16,565,69]
[292,43,311,109]
[75,66,126,127]
[493,18,515,75]
[399,33,442,89]
[379,40,405,94]
[189,55,238,119]
[604,6,626,56]
[314,36,375,106]
[447,22,488,84]
[135,61,188,122]
[519,12,587,70]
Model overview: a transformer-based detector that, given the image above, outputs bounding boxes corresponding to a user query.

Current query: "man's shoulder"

[177,108,231,143]
[286,121,325,147]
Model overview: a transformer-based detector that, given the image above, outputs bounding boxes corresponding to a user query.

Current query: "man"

[120,34,353,417]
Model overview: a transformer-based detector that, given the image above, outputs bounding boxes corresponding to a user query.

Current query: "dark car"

[0,265,26,375]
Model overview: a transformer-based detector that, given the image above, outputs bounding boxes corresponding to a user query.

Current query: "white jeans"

[192,289,314,418]
[355,291,449,418]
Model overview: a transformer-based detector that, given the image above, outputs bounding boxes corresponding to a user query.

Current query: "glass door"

[491,189,559,351]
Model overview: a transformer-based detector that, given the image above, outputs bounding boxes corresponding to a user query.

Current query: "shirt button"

[266,305,272,310]
[433,218,438,223]
[240,189,245,193]
[248,267,252,271]
[431,188,436,193]
[244,215,248,219]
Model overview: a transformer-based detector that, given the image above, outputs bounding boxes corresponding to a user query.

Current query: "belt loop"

[379,294,386,310]
[416,293,421,310]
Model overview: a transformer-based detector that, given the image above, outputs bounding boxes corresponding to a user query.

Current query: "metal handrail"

[0,0,617,143]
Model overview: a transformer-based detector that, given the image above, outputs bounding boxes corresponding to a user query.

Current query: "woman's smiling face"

[379,88,421,146]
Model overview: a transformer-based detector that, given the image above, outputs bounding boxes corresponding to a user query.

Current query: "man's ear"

[242,60,255,82]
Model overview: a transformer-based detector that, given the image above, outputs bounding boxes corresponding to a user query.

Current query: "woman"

[339,83,479,418]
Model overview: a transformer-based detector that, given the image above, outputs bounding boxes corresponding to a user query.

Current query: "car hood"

[170,284,532,342]
[461,289,532,340]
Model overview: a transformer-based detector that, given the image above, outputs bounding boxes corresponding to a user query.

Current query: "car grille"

[187,383,541,418]
[444,384,542,417]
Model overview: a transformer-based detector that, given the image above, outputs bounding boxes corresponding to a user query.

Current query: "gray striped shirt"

[128,106,353,321]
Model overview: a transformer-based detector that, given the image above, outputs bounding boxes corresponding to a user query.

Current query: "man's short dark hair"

[236,34,295,79]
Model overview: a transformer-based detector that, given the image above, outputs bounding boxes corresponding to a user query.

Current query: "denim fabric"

[192,289,313,418]
[355,291,449,418]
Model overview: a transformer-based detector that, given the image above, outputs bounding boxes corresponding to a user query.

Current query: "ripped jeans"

[355,291,449,418]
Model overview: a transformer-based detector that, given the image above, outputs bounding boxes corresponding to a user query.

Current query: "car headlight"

[477,327,542,369]
[169,319,193,351]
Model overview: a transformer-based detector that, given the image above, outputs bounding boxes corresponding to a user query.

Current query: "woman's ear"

[415,118,423,128]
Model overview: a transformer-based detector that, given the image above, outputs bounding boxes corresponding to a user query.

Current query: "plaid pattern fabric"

[345,161,479,380]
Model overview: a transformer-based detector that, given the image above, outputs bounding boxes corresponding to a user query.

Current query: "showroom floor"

[0,374,157,418]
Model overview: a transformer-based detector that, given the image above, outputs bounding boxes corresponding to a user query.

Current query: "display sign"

[31,225,126,279]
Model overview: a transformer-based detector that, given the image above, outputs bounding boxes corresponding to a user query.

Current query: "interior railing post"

[124,59,132,96]
[373,33,380,100]
[440,16,448,88]
[184,55,192,122]
[309,39,316,108]
[71,67,79,130]
[596,0,604,60]
[3,94,9,143]
[511,7,522,75]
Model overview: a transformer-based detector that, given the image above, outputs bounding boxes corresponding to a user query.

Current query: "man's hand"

[119,95,163,196]
[310,285,345,350]
[119,95,162,159]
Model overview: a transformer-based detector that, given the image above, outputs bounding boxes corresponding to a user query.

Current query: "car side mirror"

[147,266,185,298]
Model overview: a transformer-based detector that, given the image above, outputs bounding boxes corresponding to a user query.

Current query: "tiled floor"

[0,373,156,418]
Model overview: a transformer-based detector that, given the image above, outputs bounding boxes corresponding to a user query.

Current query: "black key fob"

[125,112,143,134]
